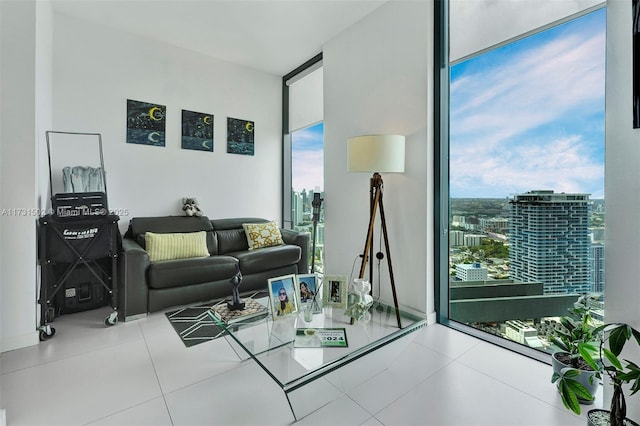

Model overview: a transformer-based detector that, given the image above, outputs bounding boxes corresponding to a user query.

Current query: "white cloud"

[292,150,324,192]
[450,20,605,198]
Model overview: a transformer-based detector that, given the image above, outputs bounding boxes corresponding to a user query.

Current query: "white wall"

[323,1,433,318]
[0,8,282,354]
[604,0,640,419]
[0,0,52,353]
[52,13,283,233]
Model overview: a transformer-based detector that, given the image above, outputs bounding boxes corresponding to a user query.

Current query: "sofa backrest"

[126,216,218,255]
[211,218,268,254]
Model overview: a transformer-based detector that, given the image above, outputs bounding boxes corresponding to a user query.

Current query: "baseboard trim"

[1,330,39,353]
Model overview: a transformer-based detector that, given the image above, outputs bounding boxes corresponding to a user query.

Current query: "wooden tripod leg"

[352,183,380,325]
[378,192,402,329]
[357,183,380,280]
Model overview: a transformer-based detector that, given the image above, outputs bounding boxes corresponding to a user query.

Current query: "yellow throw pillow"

[145,231,210,262]
[242,221,284,250]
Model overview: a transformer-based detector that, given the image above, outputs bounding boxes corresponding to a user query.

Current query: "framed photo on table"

[267,274,299,320]
[296,273,319,303]
[296,273,321,313]
[322,275,348,309]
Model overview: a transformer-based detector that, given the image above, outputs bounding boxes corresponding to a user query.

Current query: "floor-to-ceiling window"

[291,122,324,273]
[283,55,324,273]
[437,1,606,358]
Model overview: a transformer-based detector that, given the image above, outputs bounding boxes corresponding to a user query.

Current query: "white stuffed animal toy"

[182,197,203,217]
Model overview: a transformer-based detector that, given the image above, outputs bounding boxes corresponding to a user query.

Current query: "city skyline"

[450,9,605,199]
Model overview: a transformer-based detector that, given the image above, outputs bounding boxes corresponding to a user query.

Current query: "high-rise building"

[292,191,304,225]
[509,190,590,294]
[450,230,465,246]
[590,243,605,293]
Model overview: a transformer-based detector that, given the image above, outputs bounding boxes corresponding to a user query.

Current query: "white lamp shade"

[347,134,406,173]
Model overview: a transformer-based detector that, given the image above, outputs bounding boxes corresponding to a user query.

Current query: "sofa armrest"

[281,228,310,274]
[118,238,150,320]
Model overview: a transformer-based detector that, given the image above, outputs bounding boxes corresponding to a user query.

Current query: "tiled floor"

[0,307,600,426]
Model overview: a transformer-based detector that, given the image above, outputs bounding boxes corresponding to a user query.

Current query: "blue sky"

[292,122,324,192]
[450,8,606,199]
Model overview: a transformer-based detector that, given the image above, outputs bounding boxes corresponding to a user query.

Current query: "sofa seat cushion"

[147,255,238,289]
[229,245,301,275]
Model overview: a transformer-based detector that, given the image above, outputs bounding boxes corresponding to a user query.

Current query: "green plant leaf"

[632,328,640,346]
[566,379,595,402]
[579,344,600,372]
[551,337,569,352]
[562,368,580,378]
[559,381,581,415]
[603,347,624,371]
[609,325,629,356]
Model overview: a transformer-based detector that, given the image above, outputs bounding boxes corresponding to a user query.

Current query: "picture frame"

[267,274,299,320]
[322,275,348,309]
[181,109,213,152]
[126,99,166,147]
[227,117,255,155]
[296,273,321,313]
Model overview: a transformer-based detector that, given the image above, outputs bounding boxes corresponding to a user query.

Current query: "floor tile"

[86,397,172,426]
[456,340,603,415]
[143,324,242,394]
[347,343,452,414]
[1,305,604,426]
[360,416,384,426]
[411,323,482,360]
[1,307,142,374]
[295,395,371,426]
[1,340,162,425]
[323,331,416,393]
[164,362,294,425]
[375,361,584,426]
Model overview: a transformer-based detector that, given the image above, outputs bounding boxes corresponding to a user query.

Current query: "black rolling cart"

[38,214,120,340]
[38,131,119,340]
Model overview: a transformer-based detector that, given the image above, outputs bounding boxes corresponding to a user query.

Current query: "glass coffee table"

[209,296,427,420]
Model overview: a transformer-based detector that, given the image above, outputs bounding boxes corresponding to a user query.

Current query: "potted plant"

[578,323,640,426]
[551,295,600,408]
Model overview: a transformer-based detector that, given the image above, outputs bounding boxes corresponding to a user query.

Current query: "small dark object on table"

[227,267,245,310]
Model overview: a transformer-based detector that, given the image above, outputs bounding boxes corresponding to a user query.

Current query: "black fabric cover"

[229,245,301,275]
[39,215,119,263]
[147,255,238,289]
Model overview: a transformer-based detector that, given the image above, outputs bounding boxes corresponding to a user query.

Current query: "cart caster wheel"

[39,327,56,341]
[105,312,118,327]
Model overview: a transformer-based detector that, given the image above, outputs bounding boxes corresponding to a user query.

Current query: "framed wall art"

[182,110,213,152]
[227,117,254,155]
[126,99,166,147]
[322,275,348,309]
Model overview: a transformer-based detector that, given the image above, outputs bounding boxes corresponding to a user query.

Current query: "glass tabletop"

[208,296,427,393]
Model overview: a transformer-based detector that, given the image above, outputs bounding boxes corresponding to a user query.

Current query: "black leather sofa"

[118,216,309,320]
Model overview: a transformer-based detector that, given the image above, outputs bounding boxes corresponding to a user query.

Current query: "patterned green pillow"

[242,221,284,250]
[145,231,210,262]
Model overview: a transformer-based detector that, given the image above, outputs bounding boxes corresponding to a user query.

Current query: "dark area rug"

[165,304,226,347]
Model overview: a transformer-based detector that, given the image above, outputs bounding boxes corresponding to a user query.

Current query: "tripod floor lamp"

[347,134,405,328]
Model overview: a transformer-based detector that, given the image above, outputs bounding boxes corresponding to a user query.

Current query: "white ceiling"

[50,0,388,76]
